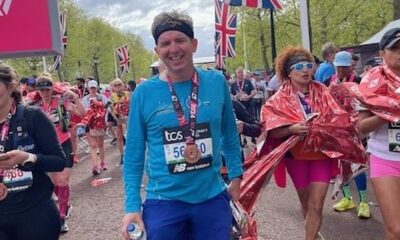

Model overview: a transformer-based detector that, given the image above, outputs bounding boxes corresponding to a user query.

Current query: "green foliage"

[226,0,393,73]
[3,0,152,84]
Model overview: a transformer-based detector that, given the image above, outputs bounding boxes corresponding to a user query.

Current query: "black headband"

[285,55,309,75]
[36,80,53,89]
[153,19,194,44]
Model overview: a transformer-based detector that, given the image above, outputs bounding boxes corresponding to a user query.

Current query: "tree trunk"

[394,0,400,20]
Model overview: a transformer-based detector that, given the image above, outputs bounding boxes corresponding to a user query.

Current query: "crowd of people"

[0,8,399,240]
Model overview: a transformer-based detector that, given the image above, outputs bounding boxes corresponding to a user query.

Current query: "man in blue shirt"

[121,10,243,240]
[314,42,338,84]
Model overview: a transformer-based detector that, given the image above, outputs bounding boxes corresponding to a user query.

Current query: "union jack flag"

[215,0,237,58]
[52,13,67,71]
[226,0,283,9]
[215,53,225,70]
[116,45,130,76]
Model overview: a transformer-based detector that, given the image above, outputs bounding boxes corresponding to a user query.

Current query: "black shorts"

[107,113,117,125]
[61,139,74,168]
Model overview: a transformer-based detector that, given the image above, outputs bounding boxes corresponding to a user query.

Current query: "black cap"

[36,80,53,89]
[364,57,382,68]
[379,28,400,50]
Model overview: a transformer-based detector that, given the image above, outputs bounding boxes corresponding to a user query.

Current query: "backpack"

[11,105,37,154]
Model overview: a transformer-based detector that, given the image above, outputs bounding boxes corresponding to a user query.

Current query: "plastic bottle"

[127,223,146,240]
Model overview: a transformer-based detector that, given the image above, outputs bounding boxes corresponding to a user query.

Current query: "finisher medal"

[184,144,201,164]
[0,183,7,201]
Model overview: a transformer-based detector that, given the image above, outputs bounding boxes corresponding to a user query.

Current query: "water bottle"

[127,223,146,240]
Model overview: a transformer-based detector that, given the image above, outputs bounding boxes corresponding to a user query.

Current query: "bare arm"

[269,123,310,139]
[358,110,387,137]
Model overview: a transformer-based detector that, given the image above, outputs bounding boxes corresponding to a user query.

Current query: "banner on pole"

[0,0,63,59]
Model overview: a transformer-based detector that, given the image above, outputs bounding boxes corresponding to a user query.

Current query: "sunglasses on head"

[291,62,313,71]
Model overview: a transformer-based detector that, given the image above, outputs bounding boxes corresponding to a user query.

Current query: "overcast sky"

[74,0,216,57]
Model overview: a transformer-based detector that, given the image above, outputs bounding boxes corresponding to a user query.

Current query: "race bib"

[388,122,400,152]
[3,168,33,193]
[163,123,213,174]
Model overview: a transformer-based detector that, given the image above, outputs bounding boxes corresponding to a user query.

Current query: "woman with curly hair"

[261,46,365,240]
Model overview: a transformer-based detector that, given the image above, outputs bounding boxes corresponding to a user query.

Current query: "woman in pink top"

[35,74,85,233]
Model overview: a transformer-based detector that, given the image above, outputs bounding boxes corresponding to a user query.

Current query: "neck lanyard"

[0,104,16,182]
[237,79,244,93]
[166,70,199,144]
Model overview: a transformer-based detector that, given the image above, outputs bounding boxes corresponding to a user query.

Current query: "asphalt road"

[61,140,384,240]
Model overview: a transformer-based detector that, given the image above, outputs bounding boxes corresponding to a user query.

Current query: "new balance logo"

[0,0,12,16]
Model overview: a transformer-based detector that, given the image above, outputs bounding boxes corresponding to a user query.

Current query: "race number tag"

[388,122,400,152]
[3,168,33,193]
[163,123,213,174]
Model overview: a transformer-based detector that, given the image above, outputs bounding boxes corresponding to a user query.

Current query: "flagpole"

[270,8,277,62]
[299,0,311,50]
[242,19,249,71]
[113,46,119,79]
[42,56,47,72]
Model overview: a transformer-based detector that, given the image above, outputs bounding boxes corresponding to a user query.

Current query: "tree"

[394,0,400,20]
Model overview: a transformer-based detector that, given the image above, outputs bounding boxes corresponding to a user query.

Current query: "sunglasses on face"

[114,83,122,87]
[291,62,314,71]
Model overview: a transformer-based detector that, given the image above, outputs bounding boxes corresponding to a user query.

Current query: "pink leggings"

[286,158,333,189]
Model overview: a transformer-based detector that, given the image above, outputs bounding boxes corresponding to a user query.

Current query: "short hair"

[321,42,337,60]
[151,10,193,40]
[76,77,85,83]
[275,46,314,82]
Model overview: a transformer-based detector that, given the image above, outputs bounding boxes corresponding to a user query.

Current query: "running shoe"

[66,205,72,219]
[358,201,371,218]
[60,219,69,233]
[92,168,100,176]
[333,197,355,212]
[110,138,117,145]
[100,162,107,171]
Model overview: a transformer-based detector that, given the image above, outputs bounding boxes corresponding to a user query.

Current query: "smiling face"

[155,30,197,80]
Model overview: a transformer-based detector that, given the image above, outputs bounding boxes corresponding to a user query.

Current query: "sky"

[74,0,216,58]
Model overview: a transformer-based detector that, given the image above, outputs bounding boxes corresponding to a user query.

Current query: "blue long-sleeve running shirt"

[123,68,243,213]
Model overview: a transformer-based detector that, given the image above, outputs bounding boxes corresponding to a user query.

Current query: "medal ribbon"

[166,70,199,145]
[0,103,16,183]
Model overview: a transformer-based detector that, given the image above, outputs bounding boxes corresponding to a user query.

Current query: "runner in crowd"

[314,42,338,84]
[262,46,364,240]
[326,51,361,86]
[121,10,242,240]
[109,78,130,165]
[81,80,110,176]
[230,67,256,116]
[34,73,85,233]
[357,28,400,240]
[252,72,267,121]
[0,63,66,240]
[328,50,370,218]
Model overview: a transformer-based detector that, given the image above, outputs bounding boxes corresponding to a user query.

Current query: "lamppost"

[92,56,100,85]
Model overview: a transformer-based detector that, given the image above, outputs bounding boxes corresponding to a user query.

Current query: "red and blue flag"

[226,0,283,9]
[215,0,237,58]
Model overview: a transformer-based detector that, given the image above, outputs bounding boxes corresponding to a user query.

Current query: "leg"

[305,183,329,240]
[69,125,79,163]
[190,191,232,240]
[87,133,99,173]
[142,199,190,240]
[96,135,106,170]
[285,158,310,217]
[305,159,332,240]
[12,199,61,240]
[371,177,400,240]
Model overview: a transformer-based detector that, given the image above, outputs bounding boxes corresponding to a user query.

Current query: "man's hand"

[121,212,145,240]
[228,177,241,201]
